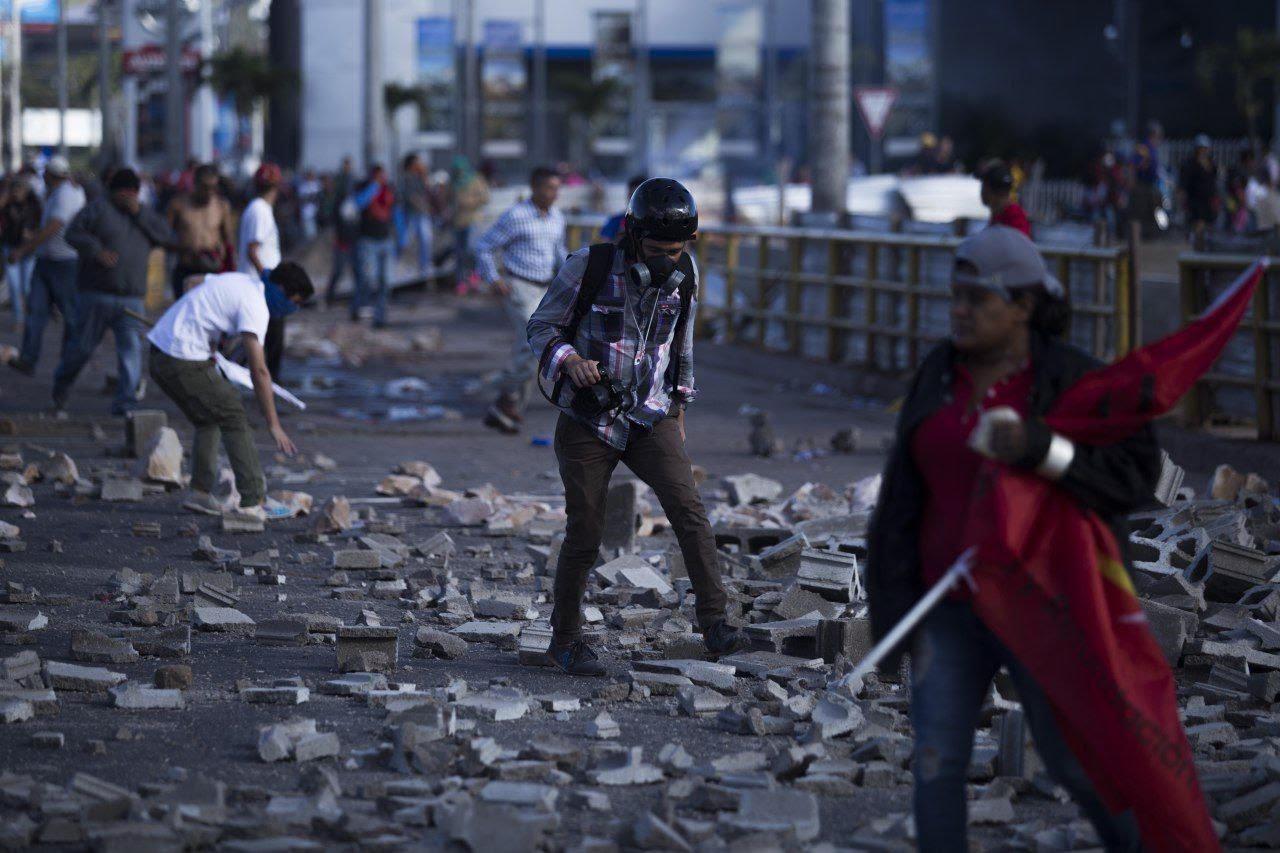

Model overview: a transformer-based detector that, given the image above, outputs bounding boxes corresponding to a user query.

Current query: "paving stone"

[970,795,1016,825]
[414,627,469,659]
[333,549,381,570]
[221,512,265,534]
[806,694,866,740]
[255,617,311,646]
[69,629,139,665]
[243,686,310,705]
[109,684,185,710]
[100,478,145,502]
[0,687,58,715]
[633,812,692,852]
[193,606,256,635]
[43,661,127,692]
[258,718,319,763]
[719,650,824,679]
[720,789,820,841]
[131,625,191,658]
[629,670,693,696]
[293,731,341,762]
[318,673,388,696]
[1218,781,1280,830]
[479,780,559,811]
[633,659,737,692]
[678,686,731,716]
[517,623,553,666]
[451,620,523,648]
[336,625,398,673]
[455,687,530,721]
[31,731,64,749]
[312,496,352,534]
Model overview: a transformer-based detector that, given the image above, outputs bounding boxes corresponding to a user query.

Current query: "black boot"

[545,638,606,676]
[703,619,749,655]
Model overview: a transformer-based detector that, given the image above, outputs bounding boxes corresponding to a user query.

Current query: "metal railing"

[1179,252,1279,440]
[566,219,1135,374]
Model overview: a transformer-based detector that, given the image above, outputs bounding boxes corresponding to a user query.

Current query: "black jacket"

[865,334,1162,672]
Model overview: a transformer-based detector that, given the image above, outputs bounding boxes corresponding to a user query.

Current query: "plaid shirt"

[527,246,698,450]
[474,199,566,284]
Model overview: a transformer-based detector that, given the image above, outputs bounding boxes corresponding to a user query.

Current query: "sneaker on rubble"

[182,490,227,516]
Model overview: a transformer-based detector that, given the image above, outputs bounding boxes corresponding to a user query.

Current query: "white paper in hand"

[213,352,307,410]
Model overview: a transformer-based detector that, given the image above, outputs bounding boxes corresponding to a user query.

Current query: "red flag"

[964,260,1264,852]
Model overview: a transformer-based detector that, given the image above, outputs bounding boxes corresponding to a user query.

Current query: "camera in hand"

[570,366,635,420]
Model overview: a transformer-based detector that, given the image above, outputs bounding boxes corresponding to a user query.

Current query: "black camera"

[570,366,634,420]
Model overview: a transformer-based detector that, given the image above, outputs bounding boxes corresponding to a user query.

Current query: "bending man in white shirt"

[146,262,313,522]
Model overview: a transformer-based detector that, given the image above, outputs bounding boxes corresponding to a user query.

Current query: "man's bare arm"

[242,334,297,456]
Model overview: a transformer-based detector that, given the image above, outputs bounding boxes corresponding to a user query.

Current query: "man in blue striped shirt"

[526,178,746,676]
[475,167,566,433]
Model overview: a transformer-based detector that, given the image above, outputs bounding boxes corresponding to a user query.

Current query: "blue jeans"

[5,256,34,324]
[406,212,433,277]
[52,292,145,414]
[911,600,1141,852]
[20,257,81,368]
[354,237,393,325]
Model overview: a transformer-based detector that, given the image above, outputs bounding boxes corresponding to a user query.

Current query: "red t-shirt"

[911,363,1033,591]
[991,202,1031,236]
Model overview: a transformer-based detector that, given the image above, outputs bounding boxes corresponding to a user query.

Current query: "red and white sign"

[123,45,201,76]
[854,86,898,139]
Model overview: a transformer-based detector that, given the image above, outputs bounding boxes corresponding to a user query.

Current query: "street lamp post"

[165,0,184,169]
[57,0,67,156]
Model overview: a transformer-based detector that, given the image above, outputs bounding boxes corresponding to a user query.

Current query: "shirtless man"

[167,163,233,299]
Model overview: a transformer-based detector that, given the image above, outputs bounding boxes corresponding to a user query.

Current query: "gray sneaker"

[182,491,226,516]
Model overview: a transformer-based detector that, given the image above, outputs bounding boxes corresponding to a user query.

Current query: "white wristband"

[1035,433,1075,480]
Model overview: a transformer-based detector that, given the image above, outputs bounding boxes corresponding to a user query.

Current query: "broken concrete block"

[333,549,381,570]
[445,496,495,526]
[807,694,865,740]
[601,480,643,556]
[797,549,861,602]
[774,586,841,621]
[633,812,692,851]
[590,746,663,785]
[586,711,622,739]
[1,481,33,507]
[70,630,139,665]
[724,473,784,506]
[0,697,33,723]
[752,533,809,578]
[193,606,256,635]
[414,627,468,660]
[293,732,341,762]
[1140,600,1198,666]
[99,478,144,502]
[1218,781,1280,831]
[44,452,79,485]
[125,409,167,457]
[1197,540,1275,602]
[255,617,311,646]
[109,684,185,710]
[517,624,553,667]
[153,665,193,689]
[336,625,398,673]
[257,717,319,762]
[451,621,523,648]
[634,660,737,692]
[31,731,64,749]
[1153,451,1186,507]
[134,427,183,485]
[0,650,40,681]
[43,661,127,692]
[221,512,264,534]
[816,617,873,665]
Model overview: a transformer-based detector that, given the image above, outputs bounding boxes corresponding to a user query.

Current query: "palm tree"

[552,73,623,168]
[208,48,297,164]
[382,82,428,169]
[1197,28,1280,151]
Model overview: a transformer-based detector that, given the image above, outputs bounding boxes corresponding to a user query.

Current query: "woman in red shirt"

[866,226,1160,851]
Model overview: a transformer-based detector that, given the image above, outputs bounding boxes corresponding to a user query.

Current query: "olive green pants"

[149,346,265,507]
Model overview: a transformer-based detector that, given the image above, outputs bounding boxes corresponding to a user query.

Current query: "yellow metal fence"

[567,220,1134,374]
[1178,253,1279,440]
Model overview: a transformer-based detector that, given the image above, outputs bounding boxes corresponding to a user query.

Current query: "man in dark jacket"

[865,225,1160,851]
[52,168,174,415]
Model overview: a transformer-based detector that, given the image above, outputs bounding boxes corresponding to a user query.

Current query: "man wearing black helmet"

[527,178,747,676]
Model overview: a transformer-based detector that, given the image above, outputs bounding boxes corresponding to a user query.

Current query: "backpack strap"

[542,242,617,404]
[664,253,698,402]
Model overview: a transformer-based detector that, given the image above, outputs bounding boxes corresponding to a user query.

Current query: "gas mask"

[627,253,685,295]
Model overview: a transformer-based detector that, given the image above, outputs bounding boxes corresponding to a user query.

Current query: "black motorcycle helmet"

[623,178,698,244]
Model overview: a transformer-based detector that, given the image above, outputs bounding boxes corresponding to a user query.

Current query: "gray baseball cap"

[953,224,1064,298]
[44,155,71,178]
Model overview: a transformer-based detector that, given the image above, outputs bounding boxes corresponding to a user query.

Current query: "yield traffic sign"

[853,86,899,139]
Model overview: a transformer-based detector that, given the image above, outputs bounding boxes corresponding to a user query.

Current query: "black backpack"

[543,242,697,407]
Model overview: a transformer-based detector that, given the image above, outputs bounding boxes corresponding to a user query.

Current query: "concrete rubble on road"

[3,416,1280,852]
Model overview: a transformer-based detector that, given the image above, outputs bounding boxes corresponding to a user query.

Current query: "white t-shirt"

[148,271,270,361]
[237,197,280,281]
[36,181,87,261]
